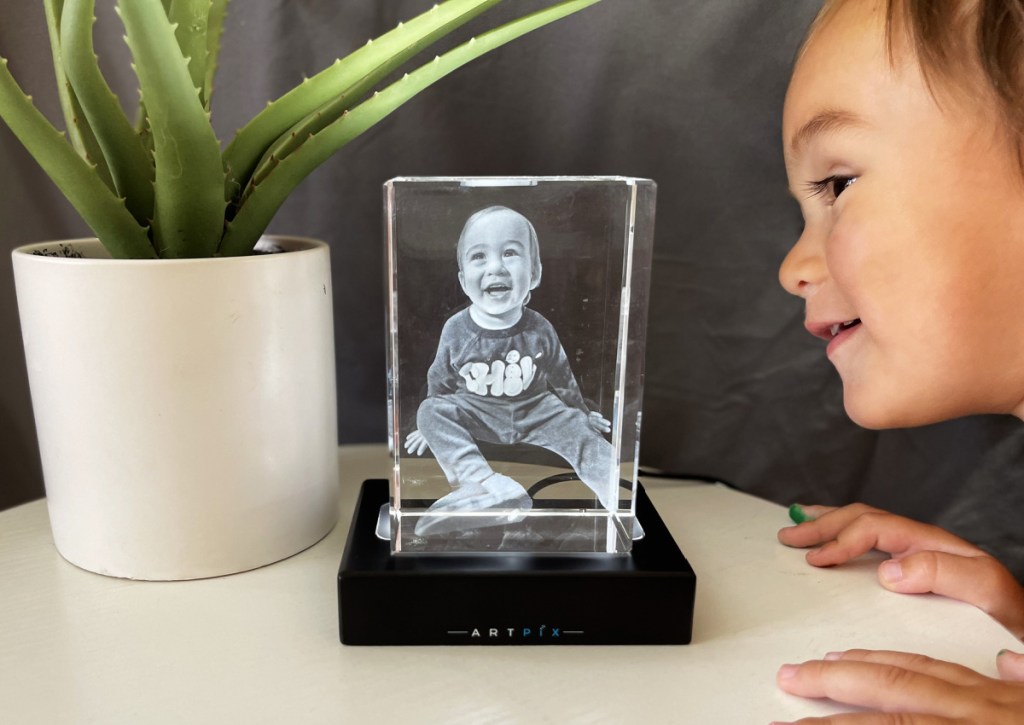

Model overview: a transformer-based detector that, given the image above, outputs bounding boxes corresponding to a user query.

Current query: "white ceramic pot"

[12,236,339,580]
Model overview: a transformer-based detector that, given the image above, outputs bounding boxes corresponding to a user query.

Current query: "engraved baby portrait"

[402,204,619,538]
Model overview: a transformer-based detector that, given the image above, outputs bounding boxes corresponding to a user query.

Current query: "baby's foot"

[481,473,533,518]
[429,481,489,507]
[414,473,532,537]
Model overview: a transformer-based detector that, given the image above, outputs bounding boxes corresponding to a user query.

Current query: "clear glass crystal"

[385,177,656,554]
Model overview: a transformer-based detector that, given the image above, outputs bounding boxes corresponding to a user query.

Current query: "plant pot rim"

[11,235,326,266]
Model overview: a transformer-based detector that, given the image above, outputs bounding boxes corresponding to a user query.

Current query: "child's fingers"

[778,503,883,548]
[997,650,1024,681]
[404,433,428,456]
[775,714,952,724]
[780,506,1024,632]
[788,503,836,524]
[779,505,978,558]
[773,716,951,724]
[825,649,990,686]
[803,514,980,567]
[776,657,976,717]
[878,552,1024,637]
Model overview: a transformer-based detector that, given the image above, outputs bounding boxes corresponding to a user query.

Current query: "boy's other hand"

[779,503,1024,639]
[404,430,430,456]
[775,649,1024,724]
[587,411,611,434]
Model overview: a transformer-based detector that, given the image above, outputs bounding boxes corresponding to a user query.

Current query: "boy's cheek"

[822,217,867,281]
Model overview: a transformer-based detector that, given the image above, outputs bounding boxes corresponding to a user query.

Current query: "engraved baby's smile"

[484,281,512,295]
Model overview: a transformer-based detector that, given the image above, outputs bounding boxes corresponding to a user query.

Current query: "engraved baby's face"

[458,211,535,326]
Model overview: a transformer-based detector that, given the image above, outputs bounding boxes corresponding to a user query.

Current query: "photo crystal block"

[386,177,655,554]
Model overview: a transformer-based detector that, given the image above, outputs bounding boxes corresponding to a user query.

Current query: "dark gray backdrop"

[3,1,1022,580]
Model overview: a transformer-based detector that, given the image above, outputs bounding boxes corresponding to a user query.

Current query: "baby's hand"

[780,503,1024,638]
[776,648,1024,723]
[587,411,611,434]
[404,429,430,456]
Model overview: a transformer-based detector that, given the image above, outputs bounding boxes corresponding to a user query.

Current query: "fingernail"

[880,560,903,583]
[777,664,798,680]
[788,504,815,524]
[824,651,843,661]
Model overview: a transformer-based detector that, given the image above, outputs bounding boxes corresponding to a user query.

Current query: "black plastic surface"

[338,480,697,645]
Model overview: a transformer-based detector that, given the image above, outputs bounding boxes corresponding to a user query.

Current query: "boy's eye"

[503,248,519,257]
[470,251,486,261]
[805,175,857,203]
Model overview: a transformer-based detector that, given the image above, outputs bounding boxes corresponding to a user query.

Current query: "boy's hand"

[404,430,430,456]
[779,503,1024,638]
[775,649,1024,723]
[587,411,611,434]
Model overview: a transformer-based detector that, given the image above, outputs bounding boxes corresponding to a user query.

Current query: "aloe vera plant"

[0,0,599,259]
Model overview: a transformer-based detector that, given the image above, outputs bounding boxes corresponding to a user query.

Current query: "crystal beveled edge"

[385,175,654,185]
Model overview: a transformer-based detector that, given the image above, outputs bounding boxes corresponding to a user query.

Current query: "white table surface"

[1,444,1018,724]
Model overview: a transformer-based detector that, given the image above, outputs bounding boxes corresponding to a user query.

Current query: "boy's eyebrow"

[462,239,527,254]
[787,108,867,160]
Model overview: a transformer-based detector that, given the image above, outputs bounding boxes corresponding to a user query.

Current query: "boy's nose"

[485,255,507,273]
[779,225,827,299]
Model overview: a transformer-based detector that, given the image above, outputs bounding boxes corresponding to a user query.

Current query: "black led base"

[338,479,696,645]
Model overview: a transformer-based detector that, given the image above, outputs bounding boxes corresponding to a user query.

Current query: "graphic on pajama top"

[459,350,538,396]
[404,205,618,537]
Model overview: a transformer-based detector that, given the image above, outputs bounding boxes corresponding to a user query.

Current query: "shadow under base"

[337,479,696,645]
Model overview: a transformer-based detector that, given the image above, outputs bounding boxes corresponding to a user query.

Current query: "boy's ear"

[458,270,469,296]
[531,267,542,290]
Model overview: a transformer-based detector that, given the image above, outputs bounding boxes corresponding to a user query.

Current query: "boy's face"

[780,0,1024,427]
[458,211,536,322]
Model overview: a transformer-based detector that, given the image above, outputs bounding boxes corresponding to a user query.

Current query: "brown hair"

[812,0,1024,166]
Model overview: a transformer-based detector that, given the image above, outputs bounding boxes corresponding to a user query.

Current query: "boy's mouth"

[806,318,861,341]
[483,283,512,296]
[828,319,860,338]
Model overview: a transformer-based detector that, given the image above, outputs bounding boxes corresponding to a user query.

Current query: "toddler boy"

[405,205,617,537]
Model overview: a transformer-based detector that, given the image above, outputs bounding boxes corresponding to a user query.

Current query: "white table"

[1,444,1018,723]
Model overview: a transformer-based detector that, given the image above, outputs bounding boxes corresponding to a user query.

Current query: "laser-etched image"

[385,177,655,554]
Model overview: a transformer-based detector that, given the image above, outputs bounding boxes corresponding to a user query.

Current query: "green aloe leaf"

[42,0,114,189]
[62,0,155,229]
[222,0,503,205]
[118,0,225,258]
[219,0,599,257]
[203,0,230,108]
[0,58,154,258]
[168,0,209,103]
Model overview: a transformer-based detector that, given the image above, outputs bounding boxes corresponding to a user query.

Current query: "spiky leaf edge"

[62,0,155,230]
[168,0,209,106]
[0,57,155,258]
[222,0,503,206]
[42,0,114,189]
[219,0,600,257]
[117,0,225,258]
[203,0,229,109]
